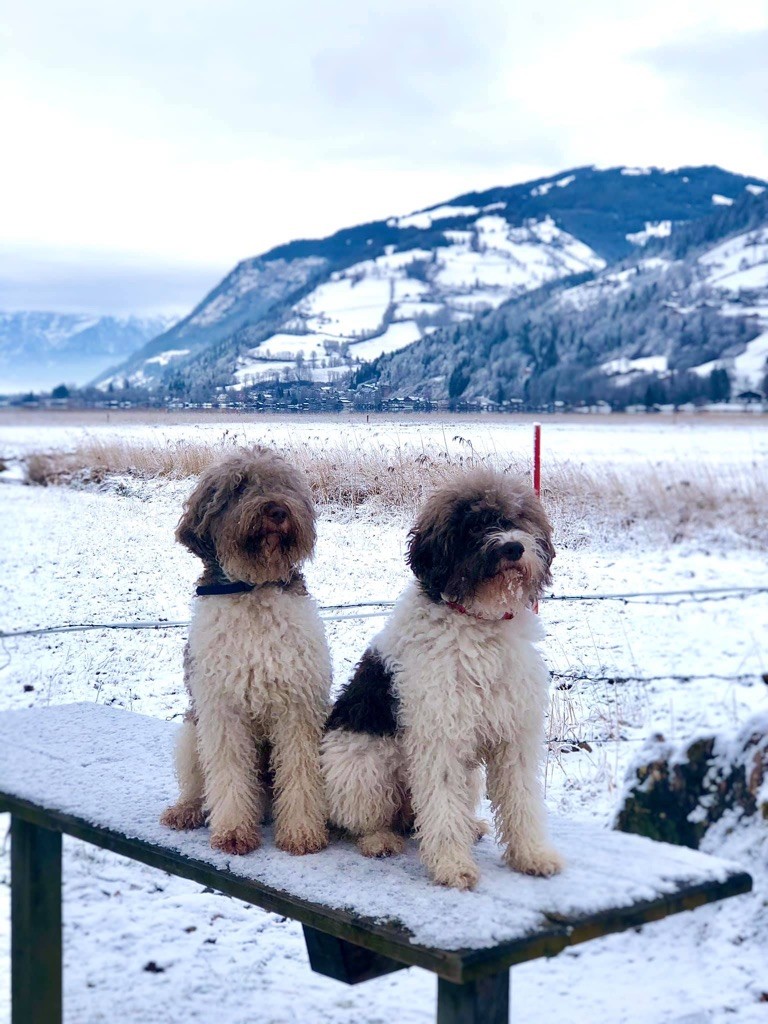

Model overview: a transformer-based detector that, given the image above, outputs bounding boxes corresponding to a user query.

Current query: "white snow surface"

[0,415,767,1023]
[0,703,744,953]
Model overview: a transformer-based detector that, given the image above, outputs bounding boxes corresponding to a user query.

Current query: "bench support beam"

[437,971,510,1024]
[302,925,406,984]
[11,817,62,1024]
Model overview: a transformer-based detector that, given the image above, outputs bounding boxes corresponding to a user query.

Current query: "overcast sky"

[1,0,767,315]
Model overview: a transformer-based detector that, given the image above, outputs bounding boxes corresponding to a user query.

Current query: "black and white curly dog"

[322,468,564,890]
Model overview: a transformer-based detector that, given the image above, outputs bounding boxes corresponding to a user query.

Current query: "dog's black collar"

[196,580,256,596]
[195,578,300,597]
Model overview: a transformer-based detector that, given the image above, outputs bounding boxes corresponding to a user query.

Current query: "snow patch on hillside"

[626,221,672,246]
[296,277,392,338]
[144,349,190,367]
[530,174,576,197]
[733,330,768,386]
[601,355,669,380]
[391,204,481,229]
[347,320,422,359]
[691,330,768,390]
[699,227,768,293]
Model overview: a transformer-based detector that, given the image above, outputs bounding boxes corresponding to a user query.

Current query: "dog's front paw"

[431,858,480,891]
[505,844,565,877]
[210,823,261,856]
[357,830,405,858]
[160,801,205,831]
[471,818,492,842]
[275,823,329,856]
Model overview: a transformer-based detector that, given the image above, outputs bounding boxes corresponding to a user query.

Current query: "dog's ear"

[520,490,556,582]
[175,469,244,562]
[407,517,454,597]
[536,528,556,570]
[406,523,434,582]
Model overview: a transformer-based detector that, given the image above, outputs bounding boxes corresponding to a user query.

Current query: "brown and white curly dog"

[322,468,564,889]
[161,447,331,857]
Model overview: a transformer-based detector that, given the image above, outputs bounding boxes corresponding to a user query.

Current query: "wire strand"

[1,585,766,640]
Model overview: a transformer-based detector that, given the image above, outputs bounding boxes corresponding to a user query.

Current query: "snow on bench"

[0,704,753,1024]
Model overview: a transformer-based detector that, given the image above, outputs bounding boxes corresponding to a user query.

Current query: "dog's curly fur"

[161,447,331,857]
[322,468,564,889]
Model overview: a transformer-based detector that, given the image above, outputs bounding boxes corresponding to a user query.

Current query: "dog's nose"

[500,541,524,562]
[269,506,289,524]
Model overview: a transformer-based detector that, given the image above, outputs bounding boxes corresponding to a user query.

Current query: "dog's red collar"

[445,601,514,622]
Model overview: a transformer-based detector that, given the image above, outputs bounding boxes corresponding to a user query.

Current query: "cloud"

[1,0,767,317]
[637,29,768,122]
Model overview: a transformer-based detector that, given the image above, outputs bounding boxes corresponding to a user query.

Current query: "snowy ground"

[0,413,767,1023]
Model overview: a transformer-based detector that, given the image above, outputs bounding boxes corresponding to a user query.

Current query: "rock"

[615,713,768,848]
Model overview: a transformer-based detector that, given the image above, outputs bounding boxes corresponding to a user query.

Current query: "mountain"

[0,313,176,394]
[374,185,768,407]
[97,165,766,392]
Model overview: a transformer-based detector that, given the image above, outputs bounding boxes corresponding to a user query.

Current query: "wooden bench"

[0,704,752,1024]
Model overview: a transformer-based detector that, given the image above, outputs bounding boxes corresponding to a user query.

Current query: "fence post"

[533,421,542,614]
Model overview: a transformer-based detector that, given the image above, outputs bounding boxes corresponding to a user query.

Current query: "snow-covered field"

[0,412,766,1023]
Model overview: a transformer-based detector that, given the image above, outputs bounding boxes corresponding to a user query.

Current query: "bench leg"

[302,925,406,984]
[437,971,509,1024]
[11,817,63,1024]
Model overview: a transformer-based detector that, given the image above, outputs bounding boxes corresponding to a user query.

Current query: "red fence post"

[532,422,542,614]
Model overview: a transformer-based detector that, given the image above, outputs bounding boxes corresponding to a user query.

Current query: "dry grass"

[24,435,528,509]
[23,435,768,546]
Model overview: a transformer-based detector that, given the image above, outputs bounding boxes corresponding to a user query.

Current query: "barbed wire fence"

[2,585,766,641]
[1,585,766,752]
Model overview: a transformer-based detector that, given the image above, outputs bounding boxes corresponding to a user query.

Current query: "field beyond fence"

[22,434,767,547]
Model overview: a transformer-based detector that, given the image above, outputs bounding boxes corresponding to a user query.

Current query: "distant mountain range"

[0,312,175,394]
[93,164,767,403]
[7,164,766,403]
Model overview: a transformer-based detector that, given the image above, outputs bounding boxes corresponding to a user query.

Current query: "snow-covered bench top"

[0,703,752,983]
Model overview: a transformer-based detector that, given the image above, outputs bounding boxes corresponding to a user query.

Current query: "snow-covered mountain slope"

[0,312,175,393]
[101,165,766,391]
[230,217,605,386]
[375,187,768,406]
